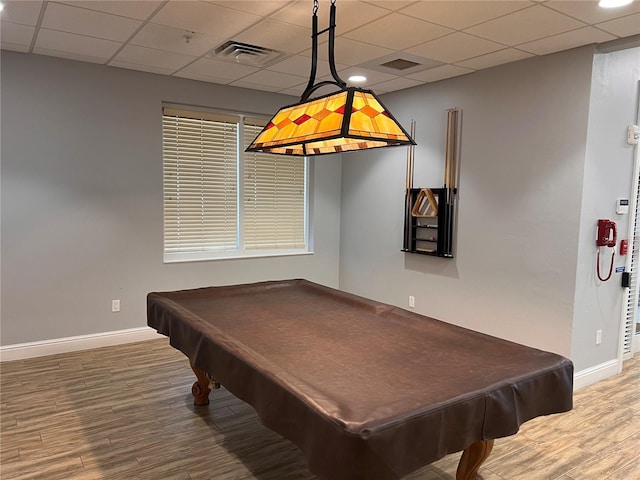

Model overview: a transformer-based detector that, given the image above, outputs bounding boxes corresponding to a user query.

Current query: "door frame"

[618,83,640,365]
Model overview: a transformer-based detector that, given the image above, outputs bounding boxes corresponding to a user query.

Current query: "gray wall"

[1,52,342,345]
[573,47,640,367]
[3,45,636,375]
[340,47,596,364]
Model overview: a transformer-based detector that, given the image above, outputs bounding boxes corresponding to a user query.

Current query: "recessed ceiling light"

[0,3,5,12]
[598,0,633,8]
[348,75,367,83]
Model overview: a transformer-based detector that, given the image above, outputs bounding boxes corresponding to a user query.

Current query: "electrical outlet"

[596,329,602,345]
[408,296,415,308]
[112,299,121,312]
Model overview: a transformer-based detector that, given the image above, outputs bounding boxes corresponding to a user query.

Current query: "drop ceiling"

[1,0,639,95]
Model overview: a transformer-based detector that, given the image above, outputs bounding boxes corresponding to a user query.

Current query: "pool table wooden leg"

[456,439,494,480]
[189,363,220,406]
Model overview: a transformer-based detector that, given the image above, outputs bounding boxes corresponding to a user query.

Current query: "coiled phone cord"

[596,247,615,282]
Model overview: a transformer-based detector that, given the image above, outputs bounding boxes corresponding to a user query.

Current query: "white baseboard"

[573,359,620,391]
[0,327,163,362]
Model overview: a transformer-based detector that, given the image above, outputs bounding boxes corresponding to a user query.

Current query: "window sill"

[164,250,314,264]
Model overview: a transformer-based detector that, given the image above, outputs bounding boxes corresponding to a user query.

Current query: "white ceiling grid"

[1,0,639,94]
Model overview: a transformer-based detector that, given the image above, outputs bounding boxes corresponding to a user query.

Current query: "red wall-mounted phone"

[596,219,617,247]
[596,219,616,282]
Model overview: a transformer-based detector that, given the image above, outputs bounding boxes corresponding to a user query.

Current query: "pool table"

[147,279,573,480]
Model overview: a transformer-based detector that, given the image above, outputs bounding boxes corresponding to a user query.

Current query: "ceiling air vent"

[360,52,444,76]
[380,58,422,71]
[211,40,288,68]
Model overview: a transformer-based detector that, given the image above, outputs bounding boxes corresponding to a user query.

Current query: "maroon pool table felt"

[147,279,573,480]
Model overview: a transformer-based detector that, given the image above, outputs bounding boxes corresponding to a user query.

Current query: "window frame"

[162,104,312,264]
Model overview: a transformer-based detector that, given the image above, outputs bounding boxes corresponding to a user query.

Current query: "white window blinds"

[162,107,308,261]
[243,122,306,250]
[163,109,238,254]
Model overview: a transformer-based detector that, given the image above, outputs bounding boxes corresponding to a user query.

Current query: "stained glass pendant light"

[246,0,416,156]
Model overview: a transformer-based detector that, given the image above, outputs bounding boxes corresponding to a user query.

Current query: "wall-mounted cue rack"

[402,110,459,258]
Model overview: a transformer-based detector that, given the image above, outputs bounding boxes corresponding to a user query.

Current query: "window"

[162,107,308,262]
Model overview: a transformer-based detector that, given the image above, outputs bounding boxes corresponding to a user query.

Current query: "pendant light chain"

[301,0,346,101]
[245,0,415,156]
[313,0,336,12]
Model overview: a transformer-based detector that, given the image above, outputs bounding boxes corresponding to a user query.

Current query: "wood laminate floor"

[1,339,638,480]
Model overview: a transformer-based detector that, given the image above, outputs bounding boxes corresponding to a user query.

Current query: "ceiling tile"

[130,22,223,56]
[266,54,348,79]
[342,13,453,50]
[316,37,394,66]
[466,5,586,45]
[1,22,35,52]
[362,1,416,12]
[110,44,198,70]
[58,1,163,20]
[174,56,259,81]
[0,1,43,26]
[407,32,504,63]
[212,1,293,17]
[33,28,121,63]
[596,13,640,37]
[369,76,423,93]
[278,84,306,97]
[518,26,617,55]
[265,55,313,77]
[173,71,233,84]
[544,0,640,24]
[41,2,141,42]
[234,69,306,89]
[455,48,533,70]
[233,18,311,54]
[150,1,262,37]
[228,79,282,92]
[1,43,31,53]
[109,60,177,75]
[271,1,390,34]
[407,64,475,83]
[399,1,532,30]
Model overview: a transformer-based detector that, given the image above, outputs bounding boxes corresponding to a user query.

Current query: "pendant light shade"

[246,0,415,156]
[246,87,414,156]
